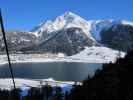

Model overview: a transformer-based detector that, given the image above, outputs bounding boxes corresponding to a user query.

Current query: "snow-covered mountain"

[30,12,133,53]
[0,12,133,61]
[32,12,94,40]
[28,12,98,55]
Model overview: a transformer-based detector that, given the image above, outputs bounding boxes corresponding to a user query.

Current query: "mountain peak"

[64,11,78,17]
[62,11,83,21]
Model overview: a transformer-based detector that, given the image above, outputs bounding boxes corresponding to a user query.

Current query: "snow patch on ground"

[0,78,78,91]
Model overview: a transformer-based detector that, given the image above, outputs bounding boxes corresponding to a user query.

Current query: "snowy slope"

[69,46,125,63]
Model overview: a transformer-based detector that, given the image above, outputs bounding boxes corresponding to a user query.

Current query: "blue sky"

[0,0,133,31]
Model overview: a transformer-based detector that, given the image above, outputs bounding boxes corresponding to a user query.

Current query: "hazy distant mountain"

[0,12,133,56]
